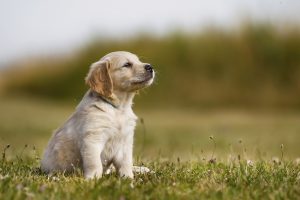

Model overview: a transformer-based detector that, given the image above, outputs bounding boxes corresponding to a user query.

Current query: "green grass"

[0,157,299,199]
[1,97,300,160]
[0,97,300,199]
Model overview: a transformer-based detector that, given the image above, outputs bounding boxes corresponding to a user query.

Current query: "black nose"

[144,64,153,73]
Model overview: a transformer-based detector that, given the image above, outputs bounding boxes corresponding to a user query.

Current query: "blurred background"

[0,0,300,161]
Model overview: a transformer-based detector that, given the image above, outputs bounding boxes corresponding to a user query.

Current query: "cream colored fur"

[41,51,154,179]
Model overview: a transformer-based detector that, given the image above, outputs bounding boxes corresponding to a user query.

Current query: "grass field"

[1,158,299,199]
[0,97,300,199]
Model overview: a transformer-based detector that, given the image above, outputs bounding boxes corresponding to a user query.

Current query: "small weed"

[1,144,10,161]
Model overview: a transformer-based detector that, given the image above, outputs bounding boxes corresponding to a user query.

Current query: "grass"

[0,97,300,199]
[1,97,300,160]
[0,156,299,199]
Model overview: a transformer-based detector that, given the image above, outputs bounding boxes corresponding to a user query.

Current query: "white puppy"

[41,51,154,179]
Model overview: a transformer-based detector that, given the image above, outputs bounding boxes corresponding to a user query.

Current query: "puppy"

[41,51,154,179]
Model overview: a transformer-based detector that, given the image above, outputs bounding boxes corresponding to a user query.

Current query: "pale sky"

[0,0,299,66]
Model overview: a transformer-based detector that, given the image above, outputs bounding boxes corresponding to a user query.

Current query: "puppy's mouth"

[132,75,153,85]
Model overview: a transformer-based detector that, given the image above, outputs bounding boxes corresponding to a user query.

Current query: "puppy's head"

[85,51,155,100]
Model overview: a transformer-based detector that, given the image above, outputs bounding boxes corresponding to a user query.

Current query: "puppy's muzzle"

[132,64,154,86]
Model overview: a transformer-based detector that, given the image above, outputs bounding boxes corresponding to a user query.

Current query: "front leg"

[113,139,134,179]
[81,138,105,179]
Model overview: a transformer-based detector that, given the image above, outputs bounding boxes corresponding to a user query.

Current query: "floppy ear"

[85,60,113,98]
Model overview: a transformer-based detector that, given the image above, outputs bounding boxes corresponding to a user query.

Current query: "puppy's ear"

[85,60,113,98]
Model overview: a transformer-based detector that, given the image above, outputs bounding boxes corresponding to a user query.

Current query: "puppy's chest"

[114,111,137,135]
[101,111,136,162]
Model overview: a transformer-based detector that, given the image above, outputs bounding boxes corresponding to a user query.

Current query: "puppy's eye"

[123,62,132,68]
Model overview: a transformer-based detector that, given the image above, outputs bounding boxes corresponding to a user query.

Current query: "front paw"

[118,167,134,179]
[84,169,103,179]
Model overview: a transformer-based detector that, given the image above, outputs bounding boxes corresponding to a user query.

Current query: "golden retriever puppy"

[41,51,154,179]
